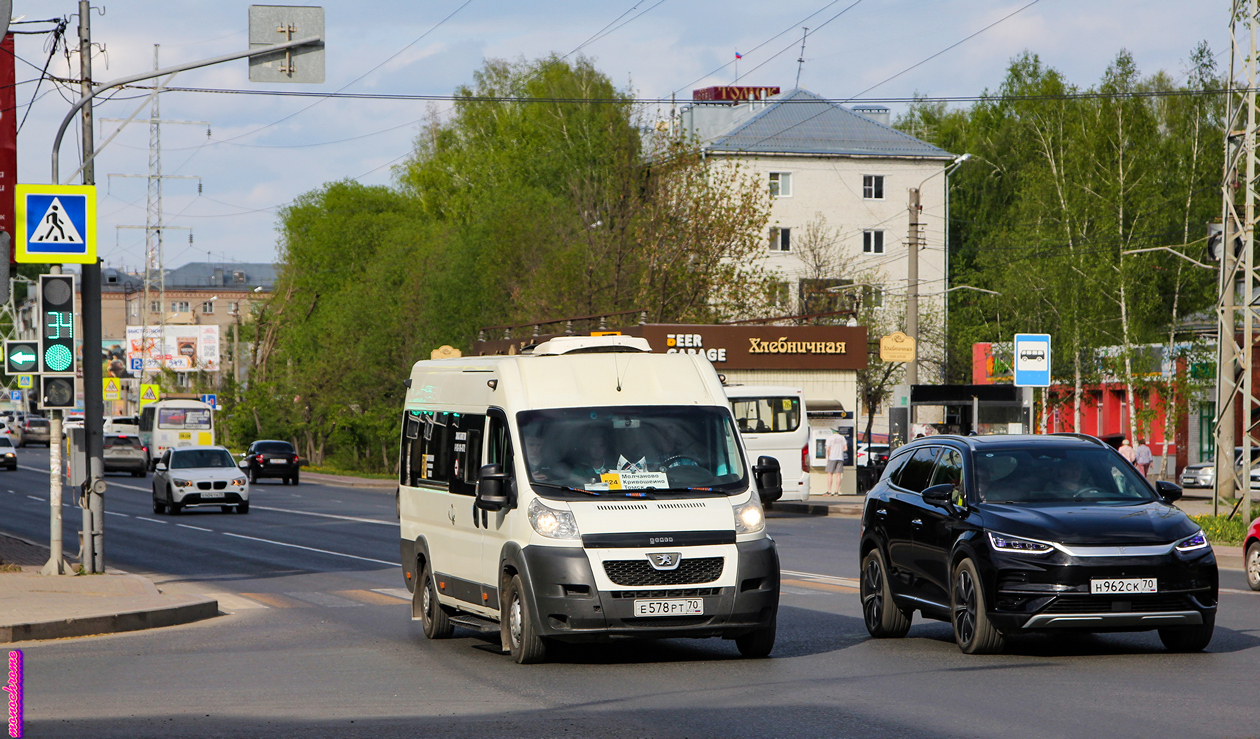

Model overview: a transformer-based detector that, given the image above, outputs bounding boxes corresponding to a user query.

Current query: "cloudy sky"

[9,0,1221,270]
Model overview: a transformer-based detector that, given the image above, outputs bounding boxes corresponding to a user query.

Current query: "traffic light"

[39,274,76,375]
[39,375,75,409]
[3,339,38,375]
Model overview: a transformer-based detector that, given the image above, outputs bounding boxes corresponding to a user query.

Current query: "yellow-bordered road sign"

[15,183,97,264]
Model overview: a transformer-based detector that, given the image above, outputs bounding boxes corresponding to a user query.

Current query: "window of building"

[202,301,215,314]
[128,301,140,318]
[863,175,884,200]
[229,302,240,315]
[863,230,884,254]
[769,226,791,252]
[149,300,160,314]
[171,301,190,313]
[768,172,792,198]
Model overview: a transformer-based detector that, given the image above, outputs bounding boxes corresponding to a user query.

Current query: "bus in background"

[139,399,215,470]
[724,385,809,503]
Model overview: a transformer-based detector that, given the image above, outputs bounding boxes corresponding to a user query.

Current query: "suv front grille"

[603,557,724,586]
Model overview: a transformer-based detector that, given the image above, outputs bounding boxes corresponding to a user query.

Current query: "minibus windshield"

[517,406,747,494]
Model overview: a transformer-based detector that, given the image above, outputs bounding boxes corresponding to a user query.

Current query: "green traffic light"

[44,344,72,372]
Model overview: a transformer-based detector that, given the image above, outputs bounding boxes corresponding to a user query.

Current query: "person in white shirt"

[824,430,848,496]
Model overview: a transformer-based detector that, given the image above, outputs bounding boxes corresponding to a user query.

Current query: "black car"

[242,440,301,484]
[860,433,1216,654]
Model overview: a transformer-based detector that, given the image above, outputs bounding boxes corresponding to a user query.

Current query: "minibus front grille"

[603,557,724,586]
[609,587,723,599]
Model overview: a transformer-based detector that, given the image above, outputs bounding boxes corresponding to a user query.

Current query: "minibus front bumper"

[517,537,779,642]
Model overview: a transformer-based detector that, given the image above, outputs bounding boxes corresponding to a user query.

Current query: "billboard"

[125,325,220,373]
[972,342,1014,385]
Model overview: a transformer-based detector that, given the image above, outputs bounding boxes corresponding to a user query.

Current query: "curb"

[301,471,396,490]
[0,596,220,644]
[771,501,862,517]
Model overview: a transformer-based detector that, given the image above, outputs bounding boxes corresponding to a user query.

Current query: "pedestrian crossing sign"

[14,183,97,264]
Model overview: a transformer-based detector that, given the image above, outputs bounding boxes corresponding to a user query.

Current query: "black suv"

[241,440,301,485]
[860,434,1216,654]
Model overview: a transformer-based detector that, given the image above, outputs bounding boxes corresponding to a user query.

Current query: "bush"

[1190,510,1259,546]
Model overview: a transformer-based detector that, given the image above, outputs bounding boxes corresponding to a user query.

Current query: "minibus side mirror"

[753,455,782,504]
[476,463,511,511]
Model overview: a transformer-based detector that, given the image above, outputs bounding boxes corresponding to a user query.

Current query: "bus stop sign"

[1013,333,1051,387]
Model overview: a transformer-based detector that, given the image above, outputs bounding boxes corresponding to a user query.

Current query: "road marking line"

[208,593,270,610]
[25,495,41,501]
[135,516,167,524]
[175,523,213,532]
[222,532,396,566]
[249,505,394,527]
[781,577,857,594]
[104,511,130,517]
[1221,587,1260,596]
[372,587,413,601]
[335,589,406,606]
[239,592,306,608]
[782,569,860,589]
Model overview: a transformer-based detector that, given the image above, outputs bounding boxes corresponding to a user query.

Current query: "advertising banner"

[125,325,220,373]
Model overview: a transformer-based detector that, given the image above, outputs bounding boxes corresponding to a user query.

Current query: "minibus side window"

[407,411,452,489]
[447,414,486,496]
[486,415,513,473]
[400,412,421,486]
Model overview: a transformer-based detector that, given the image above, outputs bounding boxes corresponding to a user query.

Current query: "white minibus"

[139,399,215,470]
[724,385,810,502]
[397,335,781,664]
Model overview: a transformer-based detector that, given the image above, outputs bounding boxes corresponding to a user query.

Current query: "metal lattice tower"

[1214,0,1259,518]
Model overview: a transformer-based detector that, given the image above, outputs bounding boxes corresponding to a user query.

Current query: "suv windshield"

[975,447,1157,504]
[170,449,236,469]
[517,406,747,494]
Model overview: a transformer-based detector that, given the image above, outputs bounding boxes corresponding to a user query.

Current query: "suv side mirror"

[476,463,511,511]
[155,462,167,472]
[921,483,954,507]
[753,455,783,504]
[1155,480,1182,503]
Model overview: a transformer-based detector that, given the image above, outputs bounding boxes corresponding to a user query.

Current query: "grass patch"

[1190,508,1259,546]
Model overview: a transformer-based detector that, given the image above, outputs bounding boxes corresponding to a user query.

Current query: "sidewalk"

[771,494,863,517]
[0,533,219,644]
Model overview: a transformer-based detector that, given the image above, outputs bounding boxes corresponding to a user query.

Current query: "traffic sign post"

[1013,333,1051,387]
[9,390,20,403]
[200,393,218,410]
[14,184,96,264]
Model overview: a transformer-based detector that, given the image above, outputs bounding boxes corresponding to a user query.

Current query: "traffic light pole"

[79,1,105,574]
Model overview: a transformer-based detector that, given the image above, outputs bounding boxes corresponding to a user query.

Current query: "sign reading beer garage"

[635,324,867,371]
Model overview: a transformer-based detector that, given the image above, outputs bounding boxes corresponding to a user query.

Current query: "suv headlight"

[1175,530,1209,552]
[733,496,765,534]
[231,478,247,486]
[172,478,192,487]
[987,531,1054,555]
[527,498,580,540]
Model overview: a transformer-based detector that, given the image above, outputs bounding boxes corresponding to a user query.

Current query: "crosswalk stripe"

[372,588,413,601]
[239,592,307,608]
[335,589,407,605]
[781,577,858,594]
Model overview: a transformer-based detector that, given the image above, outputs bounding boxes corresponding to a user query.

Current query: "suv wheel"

[951,558,1004,654]
[1158,612,1215,652]
[861,548,911,638]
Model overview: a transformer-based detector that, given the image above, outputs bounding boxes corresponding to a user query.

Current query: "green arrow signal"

[9,350,34,366]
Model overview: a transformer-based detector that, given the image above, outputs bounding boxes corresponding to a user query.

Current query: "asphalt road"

[5,445,1260,739]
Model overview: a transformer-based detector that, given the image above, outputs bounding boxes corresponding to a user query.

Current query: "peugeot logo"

[647,552,682,571]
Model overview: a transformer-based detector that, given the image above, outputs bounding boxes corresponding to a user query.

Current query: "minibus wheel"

[417,565,453,639]
[506,574,547,664]
[735,612,777,658]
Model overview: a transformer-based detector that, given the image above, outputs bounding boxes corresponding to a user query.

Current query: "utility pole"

[1214,0,1259,520]
[906,187,921,391]
[78,0,106,574]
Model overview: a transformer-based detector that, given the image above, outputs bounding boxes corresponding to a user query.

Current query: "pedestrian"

[825,429,847,496]
[1118,438,1136,465]
[1134,438,1153,479]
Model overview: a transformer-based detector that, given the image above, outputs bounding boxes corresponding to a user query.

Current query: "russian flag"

[735,52,742,59]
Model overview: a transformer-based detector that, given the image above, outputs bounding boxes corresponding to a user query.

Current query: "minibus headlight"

[733,497,765,534]
[527,498,580,540]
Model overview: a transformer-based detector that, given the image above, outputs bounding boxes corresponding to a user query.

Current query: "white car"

[151,446,250,515]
